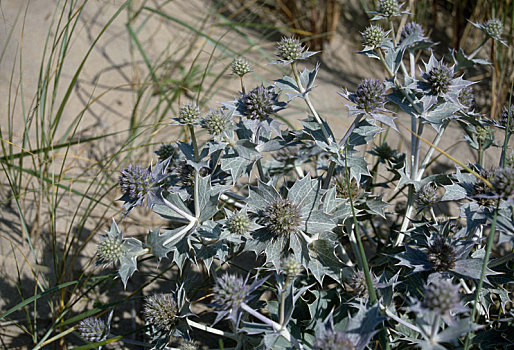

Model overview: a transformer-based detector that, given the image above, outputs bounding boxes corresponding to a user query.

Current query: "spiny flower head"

[349,269,377,299]
[178,103,200,125]
[177,161,208,188]
[97,235,124,267]
[212,274,250,310]
[144,294,179,332]
[226,212,250,235]
[335,177,361,200]
[427,236,457,271]
[119,165,154,203]
[242,85,281,120]
[362,25,386,48]
[78,317,109,343]
[371,142,395,162]
[489,166,514,200]
[231,57,252,76]
[201,109,232,137]
[484,18,503,38]
[262,198,302,237]
[314,330,356,350]
[499,104,514,131]
[400,22,425,42]
[459,86,476,109]
[281,257,302,277]
[353,79,386,112]
[423,279,460,316]
[472,169,496,207]
[427,64,454,95]
[415,182,439,208]
[277,37,305,62]
[155,143,176,162]
[378,0,400,17]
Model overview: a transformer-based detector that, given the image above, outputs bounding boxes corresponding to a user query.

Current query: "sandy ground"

[0,0,509,348]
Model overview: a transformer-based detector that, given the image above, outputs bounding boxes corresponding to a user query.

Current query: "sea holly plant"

[80,10,514,350]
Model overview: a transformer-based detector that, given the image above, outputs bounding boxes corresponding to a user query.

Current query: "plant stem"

[187,319,238,340]
[409,51,416,78]
[188,124,201,218]
[240,303,303,349]
[468,37,489,60]
[499,87,512,168]
[463,201,500,350]
[239,75,246,95]
[279,277,290,326]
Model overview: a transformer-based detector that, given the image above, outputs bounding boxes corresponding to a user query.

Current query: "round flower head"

[362,25,386,48]
[378,0,400,17]
[212,274,249,310]
[415,182,439,208]
[155,143,176,162]
[427,63,454,95]
[484,18,503,38]
[178,103,200,125]
[423,279,460,316]
[242,85,281,121]
[226,212,250,235]
[489,166,514,200]
[282,256,302,277]
[78,317,109,343]
[277,37,305,62]
[231,57,252,77]
[262,198,302,237]
[427,236,456,271]
[201,109,232,137]
[144,293,179,332]
[371,142,395,162]
[472,169,496,207]
[314,329,356,350]
[97,234,124,267]
[119,165,154,202]
[353,79,386,112]
[400,22,425,42]
[459,86,476,109]
[349,269,377,299]
[499,104,514,131]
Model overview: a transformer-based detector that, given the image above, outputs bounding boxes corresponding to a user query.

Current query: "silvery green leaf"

[452,258,497,282]
[435,318,476,344]
[197,175,220,222]
[301,116,335,145]
[451,48,491,71]
[241,321,274,335]
[300,63,319,93]
[333,153,370,184]
[153,190,193,221]
[365,196,389,218]
[442,183,468,201]
[118,237,145,288]
[394,246,432,273]
[307,239,345,283]
[303,210,336,234]
[348,119,382,146]
[274,75,301,100]
[247,181,281,211]
[356,49,380,59]
[147,227,187,260]
[387,88,420,117]
[384,45,406,75]
[221,148,255,181]
[423,102,460,132]
[288,174,324,215]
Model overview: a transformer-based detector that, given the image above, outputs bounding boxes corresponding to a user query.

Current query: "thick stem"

[409,51,416,79]
[463,201,500,350]
[240,303,303,349]
[430,315,440,344]
[162,219,196,246]
[188,124,201,218]
[187,319,238,340]
[279,277,291,326]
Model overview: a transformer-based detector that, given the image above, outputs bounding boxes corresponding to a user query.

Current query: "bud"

[231,57,252,76]
[314,330,356,350]
[226,212,250,235]
[212,274,249,310]
[277,37,305,62]
[423,279,460,316]
[144,294,179,332]
[155,143,176,162]
[378,0,400,17]
[427,236,456,272]
[97,235,125,267]
[484,18,503,38]
[201,109,232,137]
[400,22,425,42]
[489,166,514,200]
[362,25,386,48]
[459,86,475,109]
[179,103,200,125]
[415,182,439,208]
[78,317,108,343]
[242,85,281,120]
[282,257,302,277]
[353,79,386,112]
[119,165,154,202]
[262,198,302,236]
[427,64,454,95]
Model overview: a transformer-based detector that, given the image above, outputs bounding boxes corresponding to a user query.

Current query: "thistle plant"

[80,10,513,350]
[78,317,109,343]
